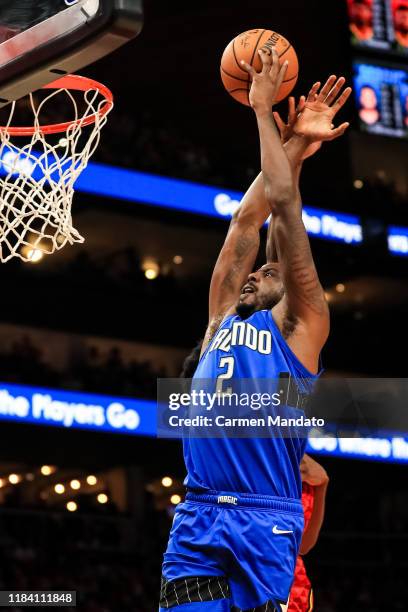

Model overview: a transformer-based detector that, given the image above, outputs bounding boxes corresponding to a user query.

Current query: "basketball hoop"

[0,74,113,263]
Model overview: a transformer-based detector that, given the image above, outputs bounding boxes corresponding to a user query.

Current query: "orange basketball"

[220,29,299,106]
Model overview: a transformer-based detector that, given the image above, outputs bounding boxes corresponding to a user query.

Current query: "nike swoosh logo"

[272,525,293,535]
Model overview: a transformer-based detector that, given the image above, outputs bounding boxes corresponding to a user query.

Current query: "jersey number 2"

[216,356,234,395]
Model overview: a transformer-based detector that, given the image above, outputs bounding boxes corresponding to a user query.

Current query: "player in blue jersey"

[160,48,351,612]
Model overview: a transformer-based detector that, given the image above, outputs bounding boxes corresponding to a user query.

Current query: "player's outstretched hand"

[273,95,305,143]
[300,454,329,487]
[293,75,352,142]
[273,96,322,160]
[241,48,288,114]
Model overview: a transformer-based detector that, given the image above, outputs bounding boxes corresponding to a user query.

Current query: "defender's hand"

[274,96,322,160]
[294,75,352,142]
[300,454,329,487]
[241,48,289,114]
[273,95,306,143]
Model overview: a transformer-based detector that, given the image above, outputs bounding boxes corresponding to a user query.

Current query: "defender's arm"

[246,66,351,369]
[299,454,329,555]
[259,111,329,357]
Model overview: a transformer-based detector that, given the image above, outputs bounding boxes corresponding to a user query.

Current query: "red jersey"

[288,482,315,612]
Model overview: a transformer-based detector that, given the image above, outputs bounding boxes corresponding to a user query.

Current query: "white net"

[0,77,113,263]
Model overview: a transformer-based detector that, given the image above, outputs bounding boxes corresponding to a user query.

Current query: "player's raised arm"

[205,55,291,350]
[206,177,268,336]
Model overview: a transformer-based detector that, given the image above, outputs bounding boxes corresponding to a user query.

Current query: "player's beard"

[236,300,256,319]
[236,290,283,319]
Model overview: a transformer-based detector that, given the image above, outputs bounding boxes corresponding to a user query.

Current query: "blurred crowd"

[308,566,407,612]
[0,334,163,398]
[94,108,257,190]
[0,500,166,612]
[0,247,207,349]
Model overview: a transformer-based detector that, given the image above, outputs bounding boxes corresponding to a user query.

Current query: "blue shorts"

[160,490,303,611]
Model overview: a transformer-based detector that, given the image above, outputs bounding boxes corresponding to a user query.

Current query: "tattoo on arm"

[220,225,259,293]
[275,216,327,319]
[285,250,326,316]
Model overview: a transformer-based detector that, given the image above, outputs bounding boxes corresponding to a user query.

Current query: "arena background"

[0,0,407,610]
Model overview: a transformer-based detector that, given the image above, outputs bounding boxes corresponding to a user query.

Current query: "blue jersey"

[183,309,319,500]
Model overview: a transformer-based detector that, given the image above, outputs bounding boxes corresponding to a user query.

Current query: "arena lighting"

[142,258,160,280]
[161,477,173,488]
[170,494,182,505]
[86,475,98,486]
[388,226,408,256]
[0,382,154,436]
[20,245,44,262]
[26,248,44,263]
[173,255,183,264]
[70,479,81,490]
[97,493,108,504]
[54,483,65,494]
[353,179,364,189]
[66,501,77,512]
[0,478,5,488]
[336,283,346,293]
[145,268,158,280]
[40,465,56,476]
[308,436,408,464]
[8,474,21,484]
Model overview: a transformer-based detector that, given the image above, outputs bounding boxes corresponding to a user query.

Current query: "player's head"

[349,0,373,26]
[236,263,284,318]
[394,4,408,33]
[359,85,377,109]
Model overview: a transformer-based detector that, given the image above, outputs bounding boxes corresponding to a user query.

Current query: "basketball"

[220,29,299,106]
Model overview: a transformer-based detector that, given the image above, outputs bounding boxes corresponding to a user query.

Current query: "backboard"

[0,0,143,106]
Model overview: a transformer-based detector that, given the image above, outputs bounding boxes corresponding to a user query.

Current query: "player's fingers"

[325,76,346,105]
[268,47,280,76]
[273,111,286,133]
[332,87,353,112]
[270,59,289,93]
[275,60,289,92]
[259,48,272,74]
[328,122,350,139]
[307,82,321,103]
[317,75,337,101]
[241,60,256,79]
[288,96,296,123]
[296,95,306,114]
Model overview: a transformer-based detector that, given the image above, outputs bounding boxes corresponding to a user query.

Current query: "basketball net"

[0,75,113,263]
